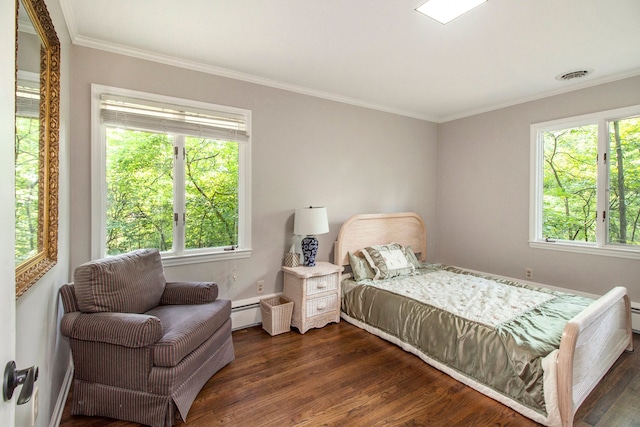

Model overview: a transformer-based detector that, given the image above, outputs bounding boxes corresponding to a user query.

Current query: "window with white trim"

[530,105,640,259]
[91,85,251,264]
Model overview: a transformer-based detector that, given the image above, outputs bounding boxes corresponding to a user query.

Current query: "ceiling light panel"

[416,0,487,24]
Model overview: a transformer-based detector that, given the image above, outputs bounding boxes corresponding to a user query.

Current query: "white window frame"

[529,104,640,260]
[91,84,252,265]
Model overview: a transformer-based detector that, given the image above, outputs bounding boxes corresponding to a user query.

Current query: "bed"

[334,212,633,427]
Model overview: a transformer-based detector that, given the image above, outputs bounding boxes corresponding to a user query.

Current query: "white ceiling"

[60,0,640,122]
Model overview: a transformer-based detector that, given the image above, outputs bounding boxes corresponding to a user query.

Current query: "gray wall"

[437,75,640,301]
[69,46,439,301]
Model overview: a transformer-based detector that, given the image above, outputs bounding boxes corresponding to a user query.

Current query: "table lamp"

[294,206,329,267]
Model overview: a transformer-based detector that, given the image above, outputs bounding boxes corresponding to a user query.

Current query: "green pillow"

[404,246,422,269]
[362,243,415,280]
[348,251,375,281]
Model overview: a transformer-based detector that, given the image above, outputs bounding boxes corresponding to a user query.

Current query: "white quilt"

[367,270,554,327]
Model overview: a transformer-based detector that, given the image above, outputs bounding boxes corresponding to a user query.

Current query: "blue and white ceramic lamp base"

[301,235,319,267]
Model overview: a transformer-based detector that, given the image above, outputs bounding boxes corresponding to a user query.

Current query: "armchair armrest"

[61,311,162,348]
[160,281,218,305]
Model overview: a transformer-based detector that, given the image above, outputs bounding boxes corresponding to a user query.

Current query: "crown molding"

[68,32,437,123]
[439,68,640,123]
[58,1,435,120]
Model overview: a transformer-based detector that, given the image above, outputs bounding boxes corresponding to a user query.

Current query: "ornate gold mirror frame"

[15,0,60,298]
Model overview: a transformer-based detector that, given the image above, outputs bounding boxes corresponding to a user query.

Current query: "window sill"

[161,248,252,267]
[529,241,640,260]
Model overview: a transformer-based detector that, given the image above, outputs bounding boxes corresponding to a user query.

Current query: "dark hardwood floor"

[60,322,640,427]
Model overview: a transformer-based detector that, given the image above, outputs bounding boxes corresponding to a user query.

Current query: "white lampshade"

[294,207,329,236]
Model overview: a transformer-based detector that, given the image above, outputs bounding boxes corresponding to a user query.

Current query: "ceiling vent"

[555,69,593,81]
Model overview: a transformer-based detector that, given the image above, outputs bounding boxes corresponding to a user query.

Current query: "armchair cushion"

[147,299,231,367]
[74,249,166,313]
[61,311,163,348]
[160,281,219,305]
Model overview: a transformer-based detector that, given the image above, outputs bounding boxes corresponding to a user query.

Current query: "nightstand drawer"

[306,294,338,318]
[306,273,338,296]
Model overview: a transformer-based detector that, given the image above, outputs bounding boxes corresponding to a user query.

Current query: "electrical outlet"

[256,280,264,294]
[525,268,533,280]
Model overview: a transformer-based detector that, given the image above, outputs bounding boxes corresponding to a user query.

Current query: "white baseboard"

[49,357,73,427]
[231,293,279,330]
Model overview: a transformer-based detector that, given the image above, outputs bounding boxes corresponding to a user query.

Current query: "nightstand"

[282,262,344,334]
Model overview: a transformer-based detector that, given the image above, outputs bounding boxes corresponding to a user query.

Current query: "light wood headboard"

[334,212,427,267]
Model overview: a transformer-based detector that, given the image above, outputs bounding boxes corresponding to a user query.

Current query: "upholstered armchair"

[60,249,234,427]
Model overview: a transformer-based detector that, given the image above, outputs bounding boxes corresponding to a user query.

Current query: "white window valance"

[100,94,249,142]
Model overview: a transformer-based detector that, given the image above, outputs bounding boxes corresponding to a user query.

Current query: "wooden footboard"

[556,286,633,427]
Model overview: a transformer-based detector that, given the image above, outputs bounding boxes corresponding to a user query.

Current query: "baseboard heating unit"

[631,305,640,334]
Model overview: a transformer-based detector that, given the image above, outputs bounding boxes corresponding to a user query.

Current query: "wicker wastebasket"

[260,296,294,336]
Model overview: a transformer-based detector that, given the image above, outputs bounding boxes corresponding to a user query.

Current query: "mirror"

[15,0,60,298]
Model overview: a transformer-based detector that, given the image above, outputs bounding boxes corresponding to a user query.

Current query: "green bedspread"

[341,264,594,415]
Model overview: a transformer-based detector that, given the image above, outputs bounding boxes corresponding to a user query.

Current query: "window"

[92,85,251,265]
[530,105,640,259]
